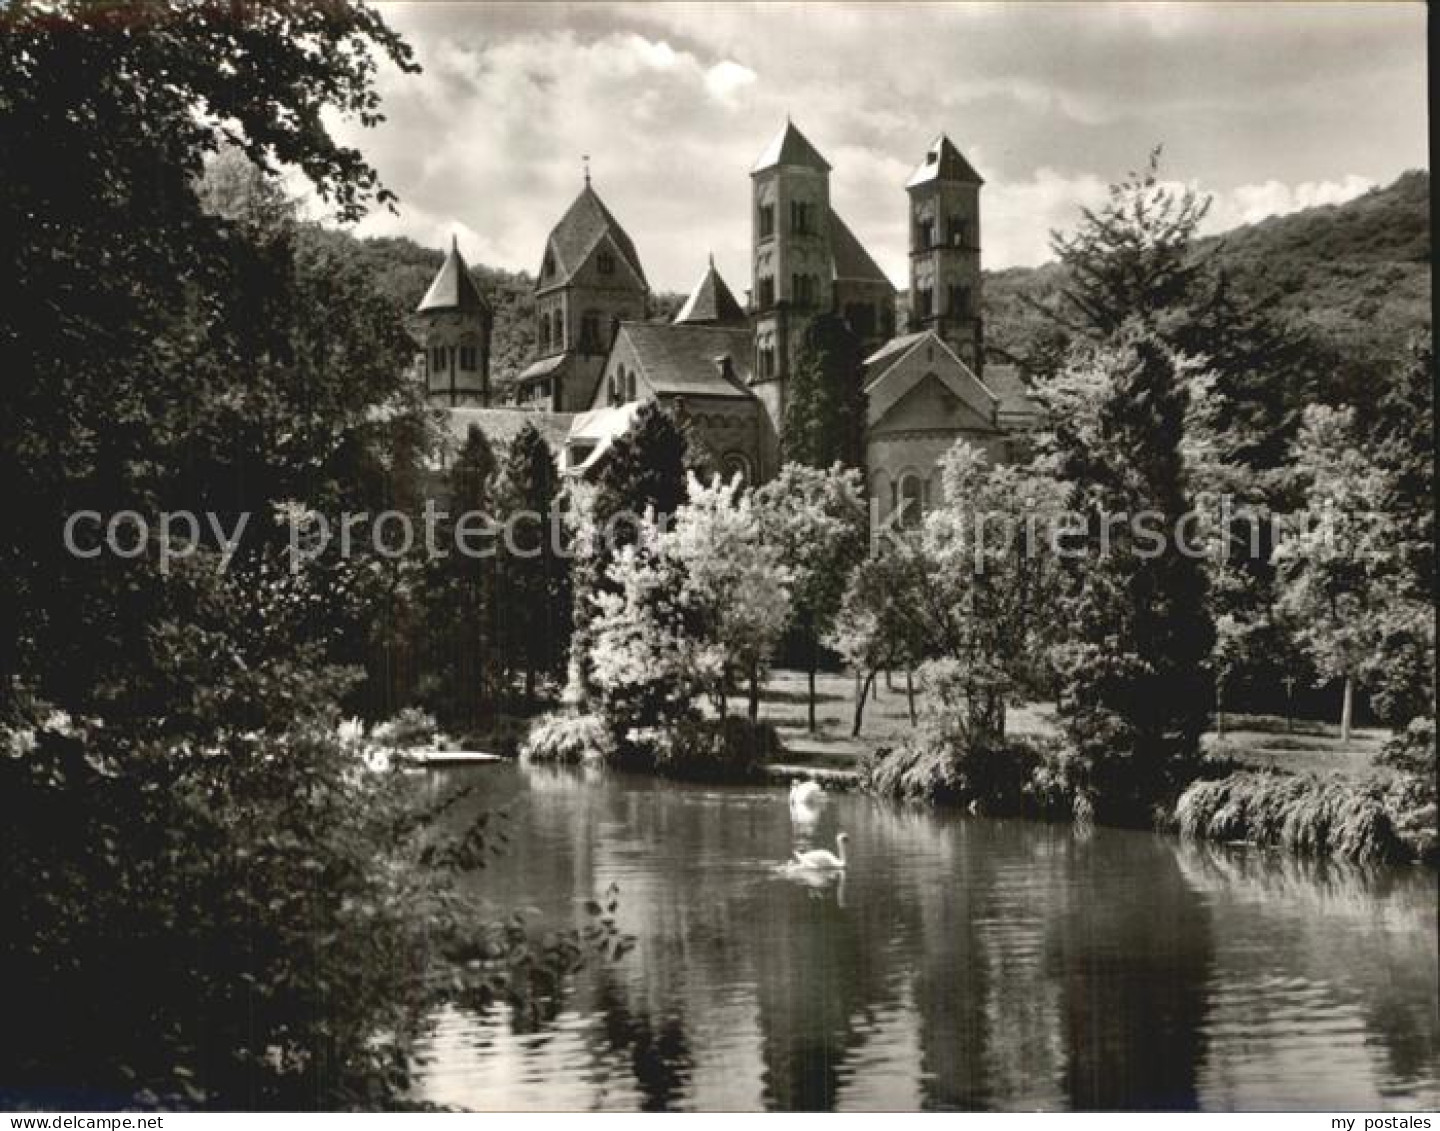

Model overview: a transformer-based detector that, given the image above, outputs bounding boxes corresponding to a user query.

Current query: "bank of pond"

[514,709,1437,868]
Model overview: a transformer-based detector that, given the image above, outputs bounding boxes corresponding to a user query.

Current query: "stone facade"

[407,122,1041,502]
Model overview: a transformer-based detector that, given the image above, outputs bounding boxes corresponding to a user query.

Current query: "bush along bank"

[520,709,782,784]
[860,715,1437,867]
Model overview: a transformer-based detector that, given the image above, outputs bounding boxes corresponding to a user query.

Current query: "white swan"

[789,779,826,815]
[791,832,848,871]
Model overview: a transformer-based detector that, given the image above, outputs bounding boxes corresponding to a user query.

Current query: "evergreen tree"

[782,313,867,470]
[1052,330,1214,824]
[427,426,499,731]
[1049,147,1212,340]
[496,423,571,704]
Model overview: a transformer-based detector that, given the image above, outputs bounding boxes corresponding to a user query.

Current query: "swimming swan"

[789,779,826,814]
[792,832,848,871]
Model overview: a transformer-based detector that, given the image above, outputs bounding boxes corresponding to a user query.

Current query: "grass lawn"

[758,667,1391,780]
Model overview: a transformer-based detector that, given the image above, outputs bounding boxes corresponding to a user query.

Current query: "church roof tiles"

[618,322,755,399]
[829,208,893,285]
[751,119,831,174]
[538,184,647,291]
[674,258,748,325]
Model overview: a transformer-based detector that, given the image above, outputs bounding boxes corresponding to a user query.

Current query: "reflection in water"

[413,764,1439,1112]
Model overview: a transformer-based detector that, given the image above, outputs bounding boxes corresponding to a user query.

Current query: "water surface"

[412,763,1439,1111]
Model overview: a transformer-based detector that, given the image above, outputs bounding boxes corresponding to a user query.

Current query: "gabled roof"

[417,237,490,313]
[905,134,984,189]
[674,258,748,325]
[565,402,648,475]
[752,119,831,175]
[863,330,929,374]
[863,329,999,431]
[538,183,647,290]
[828,208,894,286]
[980,363,1043,423]
[618,322,756,399]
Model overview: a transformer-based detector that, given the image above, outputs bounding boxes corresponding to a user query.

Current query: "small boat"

[392,749,504,768]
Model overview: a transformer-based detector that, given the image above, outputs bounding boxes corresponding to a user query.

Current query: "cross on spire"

[583,154,591,187]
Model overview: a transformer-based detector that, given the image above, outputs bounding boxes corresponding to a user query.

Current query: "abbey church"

[407,120,1039,517]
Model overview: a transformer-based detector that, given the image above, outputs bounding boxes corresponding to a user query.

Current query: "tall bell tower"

[750,119,833,475]
[906,135,984,372]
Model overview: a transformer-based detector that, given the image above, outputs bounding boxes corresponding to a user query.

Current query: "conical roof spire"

[674,258,747,326]
[906,134,984,189]
[417,235,489,313]
[752,118,831,175]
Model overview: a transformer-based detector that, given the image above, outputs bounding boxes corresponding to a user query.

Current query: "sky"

[325,1,1429,294]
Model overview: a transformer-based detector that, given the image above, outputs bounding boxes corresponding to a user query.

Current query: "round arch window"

[720,452,753,487]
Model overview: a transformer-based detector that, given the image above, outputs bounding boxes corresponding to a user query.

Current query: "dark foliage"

[1053,332,1215,825]
[782,313,867,470]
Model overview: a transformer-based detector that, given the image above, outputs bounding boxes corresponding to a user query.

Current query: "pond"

[411,763,1439,1112]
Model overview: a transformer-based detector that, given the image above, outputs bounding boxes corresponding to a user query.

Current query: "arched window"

[720,452,752,487]
[581,311,600,353]
[626,370,637,401]
[898,472,925,529]
[607,373,619,406]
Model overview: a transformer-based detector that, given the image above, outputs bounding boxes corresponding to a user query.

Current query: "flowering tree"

[674,475,794,723]
[587,511,716,757]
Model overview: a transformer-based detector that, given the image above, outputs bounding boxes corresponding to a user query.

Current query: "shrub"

[371,707,441,750]
[520,711,616,765]
[1175,771,1409,864]
[644,716,781,782]
[861,726,1076,819]
[1377,718,1437,863]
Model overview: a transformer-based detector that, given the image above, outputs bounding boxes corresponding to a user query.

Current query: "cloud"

[1204,175,1377,232]
[704,60,757,106]
[313,3,1425,291]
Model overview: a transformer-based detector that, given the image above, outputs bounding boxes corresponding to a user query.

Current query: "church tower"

[906,135,984,372]
[750,119,833,475]
[410,236,492,407]
[516,171,648,411]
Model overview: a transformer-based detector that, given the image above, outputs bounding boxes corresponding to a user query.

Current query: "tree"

[425,426,500,731]
[587,511,714,760]
[568,401,690,706]
[753,463,867,730]
[827,543,929,737]
[673,475,793,724]
[782,313,867,470]
[1273,404,1430,739]
[1047,147,1212,341]
[828,443,1067,742]
[496,423,571,704]
[1049,331,1215,825]
[0,2,624,1106]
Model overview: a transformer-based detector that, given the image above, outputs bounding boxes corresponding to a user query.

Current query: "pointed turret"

[905,134,984,190]
[417,235,490,313]
[906,133,984,372]
[751,118,832,174]
[674,256,747,326]
[411,235,493,407]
